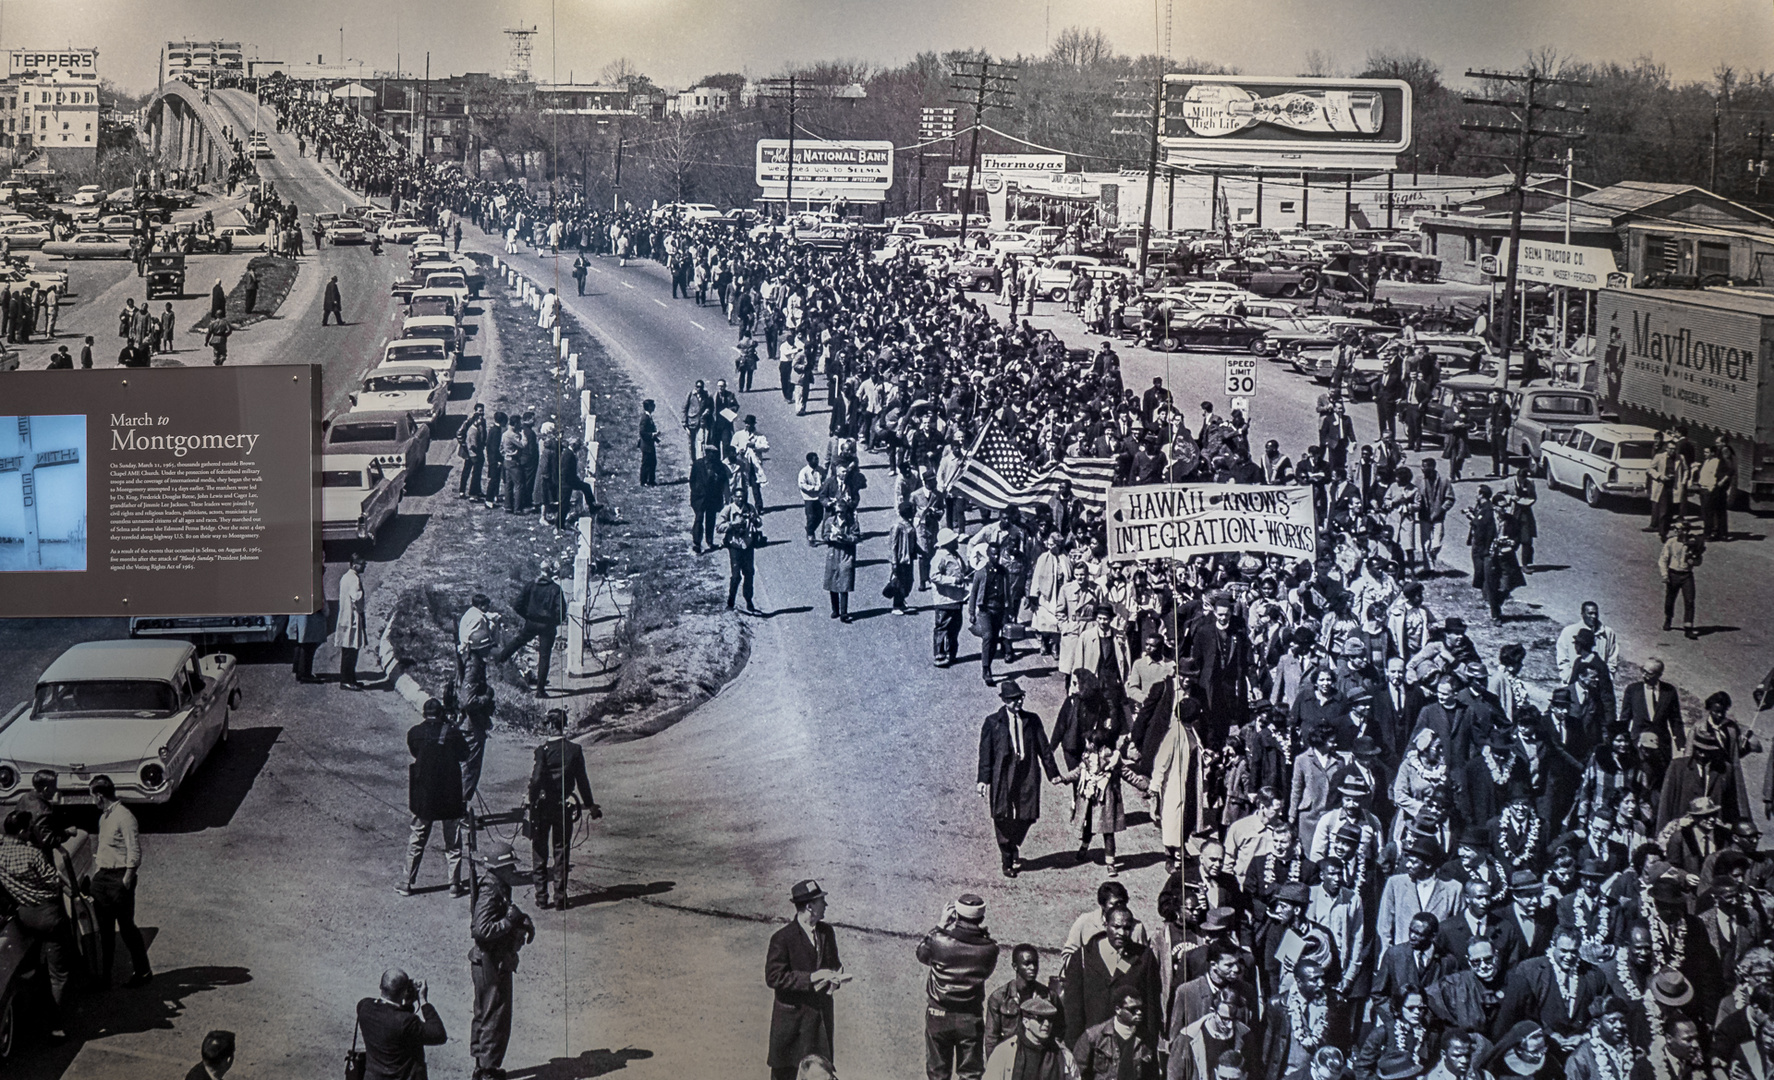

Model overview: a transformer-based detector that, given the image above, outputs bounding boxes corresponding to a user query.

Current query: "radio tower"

[503,25,537,81]
[1164,0,1174,61]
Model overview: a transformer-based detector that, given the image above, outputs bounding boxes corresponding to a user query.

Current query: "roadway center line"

[591,266,605,273]
[623,281,635,289]
[690,320,707,330]
[653,298,669,308]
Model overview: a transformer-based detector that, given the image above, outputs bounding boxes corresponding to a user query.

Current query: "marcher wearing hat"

[1660,795,1732,876]
[1308,769,1381,865]
[977,680,1063,878]
[1656,720,1751,833]
[767,880,846,1080]
[929,527,972,667]
[468,841,535,1080]
[1376,835,1462,950]
[917,894,1002,1080]
[1150,658,1210,871]
[980,993,1076,1080]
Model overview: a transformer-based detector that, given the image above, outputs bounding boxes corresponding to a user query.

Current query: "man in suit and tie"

[1373,912,1450,1009]
[767,880,846,1080]
[1623,657,1683,791]
[1142,378,1174,426]
[1435,879,1526,972]
[1375,835,1463,950]
[1371,658,1419,763]
[977,679,1063,879]
[1503,871,1556,958]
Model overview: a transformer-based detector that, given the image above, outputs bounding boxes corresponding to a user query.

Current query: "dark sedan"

[1159,312,1269,353]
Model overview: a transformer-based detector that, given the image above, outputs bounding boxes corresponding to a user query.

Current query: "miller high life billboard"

[1161,74,1411,170]
[756,139,894,203]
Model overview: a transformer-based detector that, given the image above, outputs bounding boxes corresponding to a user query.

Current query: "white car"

[381,218,428,243]
[70,185,103,206]
[349,363,447,427]
[400,315,465,358]
[216,226,269,251]
[0,223,52,249]
[1032,256,1134,300]
[0,263,68,295]
[382,337,457,387]
[1179,281,1261,311]
[321,453,405,545]
[420,270,470,307]
[1540,422,1659,507]
[0,639,240,805]
[409,288,465,323]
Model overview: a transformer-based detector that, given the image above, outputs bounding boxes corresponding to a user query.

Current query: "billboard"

[756,139,893,203]
[0,367,321,618]
[11,49,97,75]
[1162,74,1411,169]
[1487,240,1620,292]
[1106,483,1317,563]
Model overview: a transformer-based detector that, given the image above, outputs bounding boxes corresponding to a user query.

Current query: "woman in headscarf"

[1484,1021,1559,1080]
[1391,728,1448,844]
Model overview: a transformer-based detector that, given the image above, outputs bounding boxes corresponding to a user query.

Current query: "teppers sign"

[11,50,97,75]
[1106,483,1317,563]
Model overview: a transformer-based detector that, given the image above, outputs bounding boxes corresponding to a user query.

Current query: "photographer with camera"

[352,968,446,1080]
[527,708,601,910]
[1658,519,1705,640]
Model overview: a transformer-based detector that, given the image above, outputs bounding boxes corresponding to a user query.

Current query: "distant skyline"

[23,0,1774,95]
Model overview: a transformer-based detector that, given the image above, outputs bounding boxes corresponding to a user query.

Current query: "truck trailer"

[1596,286,1774,501]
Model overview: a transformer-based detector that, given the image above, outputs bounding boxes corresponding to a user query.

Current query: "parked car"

[42,233,133,259]
[321,454,405,545]
[419,270,470,307]
[326,219,368,245]
[215,226,269,251]
[1032,256,1133,300]
[69,185,103,206]
[1420,374,1509,445]
[1540,422,1659,507]
[1509,385,1602,465]
[321,409,430,485]
[96,214,137,235]
[0,262,68,296]
[382,337,457,388]
[407,295,462,325]
[942,253,999,291]
[408,287,466,319]
[348,364,447,427]
[380,218,428,243]
[399,316,465,359]
[0,639,241,806]
[1154,312,1269,353]
[0,223,51,250]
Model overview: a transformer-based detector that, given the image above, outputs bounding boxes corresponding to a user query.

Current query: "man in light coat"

[334,555,368,689]
[1149,659,1208,870]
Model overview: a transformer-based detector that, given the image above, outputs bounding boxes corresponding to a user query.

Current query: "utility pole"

[420,52,430,162]
[949,57,1018,248]
[1112,61,1167,275]
[1711,95,1722,192]
[918,107,958,216]
[613,128,623,212]
[1751,119,1768,197]
[1463,66,1589,387]
[760,75,832,218]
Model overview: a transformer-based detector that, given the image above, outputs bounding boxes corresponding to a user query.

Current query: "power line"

[948,57,1018,246]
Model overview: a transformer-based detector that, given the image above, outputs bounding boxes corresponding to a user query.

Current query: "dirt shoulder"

[388,256,744,737]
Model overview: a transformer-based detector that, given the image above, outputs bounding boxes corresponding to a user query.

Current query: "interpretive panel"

[0,366,320,617]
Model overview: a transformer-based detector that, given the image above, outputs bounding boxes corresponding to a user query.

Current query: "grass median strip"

[191,255,298,332]
[388,256,744,738]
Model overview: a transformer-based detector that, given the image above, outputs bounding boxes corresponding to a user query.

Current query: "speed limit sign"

[1225,356,1257,397]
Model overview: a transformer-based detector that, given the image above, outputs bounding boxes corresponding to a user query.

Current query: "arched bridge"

[143,80,245,180]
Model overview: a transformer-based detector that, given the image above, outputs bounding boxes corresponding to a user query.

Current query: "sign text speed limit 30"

[1225,356,1257,396]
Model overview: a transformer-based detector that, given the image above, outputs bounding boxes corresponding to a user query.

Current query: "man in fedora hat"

[767,880,846,1080]
[1149,657,1208,873]
[917,893,1001,1080]
[468,841,534,1080]
[1662,796,1731,875]
[1307,770,1380,864]
[1657,725,1745,833]
[981,994,1076,1080]
[977,679,1062,879]
[930,527,971,668]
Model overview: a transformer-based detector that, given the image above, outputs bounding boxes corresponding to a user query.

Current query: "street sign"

[1225,355,1257,397]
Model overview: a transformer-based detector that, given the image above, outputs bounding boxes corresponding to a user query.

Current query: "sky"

[23,0,1774,95]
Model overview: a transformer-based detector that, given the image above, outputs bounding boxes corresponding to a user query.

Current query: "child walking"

[1072,728,1129,875]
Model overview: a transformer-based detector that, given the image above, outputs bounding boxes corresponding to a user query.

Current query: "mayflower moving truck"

[1596,287,1774,501]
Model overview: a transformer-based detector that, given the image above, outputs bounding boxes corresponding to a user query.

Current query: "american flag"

[951,418,1117,510]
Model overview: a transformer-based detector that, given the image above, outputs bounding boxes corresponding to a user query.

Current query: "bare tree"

[647,116,700,204]
[1049,26,1113,69]
[1302,50,1339,78]
[601,57,644,88]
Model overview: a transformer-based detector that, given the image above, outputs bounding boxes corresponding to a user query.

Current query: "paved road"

[0,107,1766,1077]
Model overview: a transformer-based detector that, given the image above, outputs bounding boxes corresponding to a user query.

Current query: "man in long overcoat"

[1184,593,1251,748]
[401,698,469,896]
[977,678,1062,879]
[766,879,845,1080]
[1149,658,1209,871]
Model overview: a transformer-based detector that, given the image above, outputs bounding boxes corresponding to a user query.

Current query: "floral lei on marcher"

[1644,889,1688,970]
[1405,746,1448,787]
[1496,805,1541,866]
[1571,891,1609,948]
[1482,746,1516,786]
[1589,1035,1638,1080]
[1390,1012,1427,1064]
[1287,987,1329,1052]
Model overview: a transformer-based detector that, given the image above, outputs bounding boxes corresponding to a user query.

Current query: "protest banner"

[1105,483,1316,563]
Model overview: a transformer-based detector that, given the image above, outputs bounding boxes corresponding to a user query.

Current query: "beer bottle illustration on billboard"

[1179,84,1385,137]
